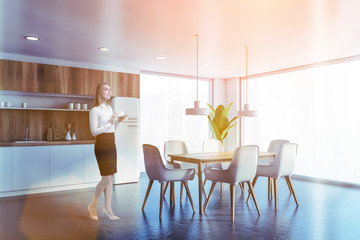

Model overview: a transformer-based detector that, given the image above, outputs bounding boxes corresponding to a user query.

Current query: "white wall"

[212,78,226,107]
[223,77,239,151]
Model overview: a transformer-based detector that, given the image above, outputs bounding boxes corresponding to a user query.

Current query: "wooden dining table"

[168,151,276,214]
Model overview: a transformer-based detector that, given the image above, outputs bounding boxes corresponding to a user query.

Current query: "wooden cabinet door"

[0,60,22,91]
[22,62,38,92]
[67,67,84,95]
[0,60,37,92]
[37,63,67,93]
[110,72,140,98]
[83,69,104,96]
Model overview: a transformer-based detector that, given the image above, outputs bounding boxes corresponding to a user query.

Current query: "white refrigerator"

[111,97,140,184]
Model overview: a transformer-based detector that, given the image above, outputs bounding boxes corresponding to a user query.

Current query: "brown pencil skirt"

[95,133,117,176]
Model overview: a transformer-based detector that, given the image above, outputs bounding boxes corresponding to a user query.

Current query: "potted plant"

[206,102,239,145]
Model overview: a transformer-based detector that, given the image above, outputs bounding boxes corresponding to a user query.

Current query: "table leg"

[198,163,203,214]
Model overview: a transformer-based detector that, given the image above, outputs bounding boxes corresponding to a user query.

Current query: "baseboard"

[292,174,360,189]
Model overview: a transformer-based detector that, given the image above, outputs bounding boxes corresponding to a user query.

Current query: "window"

[139,73,210,171]
[244,60,360,183]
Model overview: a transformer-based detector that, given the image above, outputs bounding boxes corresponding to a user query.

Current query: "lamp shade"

[237,103,257,117]
[186,100,208,115]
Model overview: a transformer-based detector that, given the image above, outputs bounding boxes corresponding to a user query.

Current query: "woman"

[87,82,126,220]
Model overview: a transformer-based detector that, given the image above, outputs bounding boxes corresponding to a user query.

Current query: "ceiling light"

[98,47,110,51]
[156,56,166,60]
[25,36,39,41]
[237,45,257,117]
[186,35,208,115]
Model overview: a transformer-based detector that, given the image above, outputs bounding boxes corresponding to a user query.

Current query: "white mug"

[0,102,4,108]
[68,102,74,109]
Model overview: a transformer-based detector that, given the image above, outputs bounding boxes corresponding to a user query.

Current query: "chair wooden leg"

[204,182,216,212]
[285,176,293,195]
[239,182,244,193]
[201,181,208,200]
[286,177,299,206]
[247,181,261,215]
[142,180,154,211]
[170,182,175,206]
[220,183,223,196]
[159,183,165,219]
[163,182,169,198]
[268,177,273,198]
[183,182,196,213]
[246,176,258,203]
[204,178,207,185]
[230,185,235,221]
[180,182,184,204]
[274,178,278,211]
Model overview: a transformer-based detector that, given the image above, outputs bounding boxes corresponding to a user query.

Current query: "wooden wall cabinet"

[83,69,104,96]
[0,60,38,92]
[1,59,139,97]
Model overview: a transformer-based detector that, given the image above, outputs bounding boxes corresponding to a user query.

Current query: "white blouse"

[89,103,119,136]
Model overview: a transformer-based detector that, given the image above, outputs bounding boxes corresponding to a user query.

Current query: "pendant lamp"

[186,35,208,115]
[237,45,257,117]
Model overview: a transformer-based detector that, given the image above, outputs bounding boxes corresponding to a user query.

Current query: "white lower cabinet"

[0,147,12,192]
[83,144,101,183]
[12,146,50,190]
[50,145,84,186]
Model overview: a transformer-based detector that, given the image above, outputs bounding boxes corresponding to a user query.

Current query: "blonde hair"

[92,82,111,108]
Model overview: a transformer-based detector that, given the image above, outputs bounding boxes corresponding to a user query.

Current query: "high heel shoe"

[103,208,120,220]
[88,204,98,220]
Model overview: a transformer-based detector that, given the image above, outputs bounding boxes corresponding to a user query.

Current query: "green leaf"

[208,115,221,140]
[228,116,239,125]
[206,103,215,119]
[220,122,237,140]
[223,102,234,119]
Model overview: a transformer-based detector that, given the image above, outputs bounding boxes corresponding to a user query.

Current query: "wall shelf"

[0,107,90,112]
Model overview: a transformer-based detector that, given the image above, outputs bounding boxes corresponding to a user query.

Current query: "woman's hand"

[117,115,127,122]
[110,113,119,124]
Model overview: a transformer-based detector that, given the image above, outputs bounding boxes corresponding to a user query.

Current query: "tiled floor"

[1,174,360,239]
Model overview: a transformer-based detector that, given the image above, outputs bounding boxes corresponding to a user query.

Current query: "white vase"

[72,132,77,140]
[65,131,72,141]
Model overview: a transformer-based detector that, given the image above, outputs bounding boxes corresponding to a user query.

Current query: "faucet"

[24,125,30,141]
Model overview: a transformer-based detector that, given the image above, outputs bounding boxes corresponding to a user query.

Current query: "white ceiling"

[1,0,360,78]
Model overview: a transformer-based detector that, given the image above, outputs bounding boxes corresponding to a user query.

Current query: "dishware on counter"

[82,103,88,110]
[65,130,72,140]
[72,132,77,140]
[0,102,4,108]
[6,102,12,107]
[68,102,74,109]
[75,102,81,110]
[21,102,27,108]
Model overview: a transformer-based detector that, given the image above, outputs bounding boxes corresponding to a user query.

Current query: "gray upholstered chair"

[247,143,299,211]
[258,139,290,198]
[164,140,207,203]
[142,144,196,219]
[204,145,261,221]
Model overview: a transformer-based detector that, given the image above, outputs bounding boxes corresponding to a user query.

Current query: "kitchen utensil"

[53,129,67,141]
